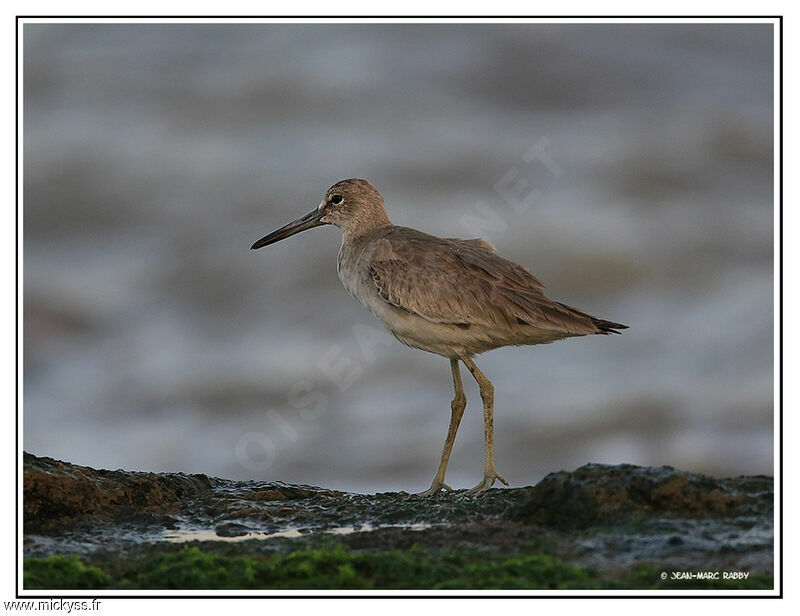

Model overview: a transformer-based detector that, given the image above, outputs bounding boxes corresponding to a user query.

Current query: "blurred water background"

[23,22,775,493]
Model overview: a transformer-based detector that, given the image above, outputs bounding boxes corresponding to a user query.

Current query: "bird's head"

[251,178,390,250]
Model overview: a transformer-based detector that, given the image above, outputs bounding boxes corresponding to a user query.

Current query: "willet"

[252,179,627,495]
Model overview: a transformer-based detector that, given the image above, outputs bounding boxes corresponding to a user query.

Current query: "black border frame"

[14,14,784,600]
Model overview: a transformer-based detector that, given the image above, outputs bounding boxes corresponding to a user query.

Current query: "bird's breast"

[337,240,373,307]
[337,239,408,328]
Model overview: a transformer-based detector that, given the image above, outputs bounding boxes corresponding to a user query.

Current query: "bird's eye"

[330,194,343,205]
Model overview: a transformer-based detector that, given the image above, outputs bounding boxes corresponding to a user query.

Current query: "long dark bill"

[251,208,327,250]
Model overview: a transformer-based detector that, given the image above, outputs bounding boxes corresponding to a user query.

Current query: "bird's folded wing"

[366,235,598,334]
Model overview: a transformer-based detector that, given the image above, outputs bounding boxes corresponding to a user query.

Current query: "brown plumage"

[252,178,627,495]
[364,227,624,338]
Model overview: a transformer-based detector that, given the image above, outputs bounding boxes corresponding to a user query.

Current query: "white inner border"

[10,13,783,604]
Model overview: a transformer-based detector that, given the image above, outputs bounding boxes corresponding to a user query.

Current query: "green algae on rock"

[24,545,774,591]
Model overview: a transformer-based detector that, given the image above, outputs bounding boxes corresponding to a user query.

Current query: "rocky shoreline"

[22,452,774,590]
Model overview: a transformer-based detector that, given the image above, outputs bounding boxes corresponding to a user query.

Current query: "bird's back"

[337,225,625,357]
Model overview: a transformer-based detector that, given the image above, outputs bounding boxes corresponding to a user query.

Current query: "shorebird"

[252,179,627,495]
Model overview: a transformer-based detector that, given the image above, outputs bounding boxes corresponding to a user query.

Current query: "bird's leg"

[416,358,467,496]
[460,355,509,495]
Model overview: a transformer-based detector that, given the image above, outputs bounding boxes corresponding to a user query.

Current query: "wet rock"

[215,523,250,538]
[504,463,772,529]
[23,453,774,578]
[23,453,328,536]
[23,453,213,533]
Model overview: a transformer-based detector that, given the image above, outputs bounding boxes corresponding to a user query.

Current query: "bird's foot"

[415,480,453,497]
[462,472,509,496]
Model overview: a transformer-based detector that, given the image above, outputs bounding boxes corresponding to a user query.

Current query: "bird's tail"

[591,317,628,335]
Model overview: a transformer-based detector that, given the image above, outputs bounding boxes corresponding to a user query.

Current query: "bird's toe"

[462,473,507,495]
[415,481,453,497]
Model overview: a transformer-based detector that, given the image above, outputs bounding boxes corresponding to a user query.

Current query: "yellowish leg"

[460,355,508,495]
[416,358,467,496]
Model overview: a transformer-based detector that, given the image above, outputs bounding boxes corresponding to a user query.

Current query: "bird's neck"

[342,208,392,241]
